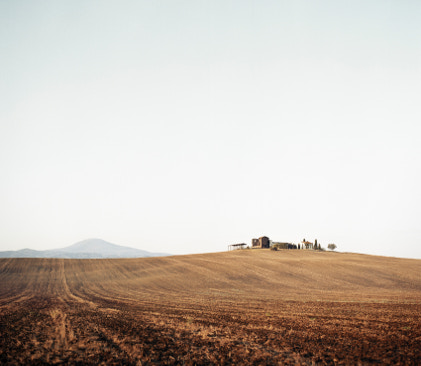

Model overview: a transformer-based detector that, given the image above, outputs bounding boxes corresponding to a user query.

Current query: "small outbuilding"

[228,243,247,251]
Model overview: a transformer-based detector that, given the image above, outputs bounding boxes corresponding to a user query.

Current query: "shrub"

[327,244,337,251]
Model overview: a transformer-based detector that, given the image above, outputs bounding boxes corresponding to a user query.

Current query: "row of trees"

[270,241,338,251]
[310,242,337,251]
[303,239,337,251]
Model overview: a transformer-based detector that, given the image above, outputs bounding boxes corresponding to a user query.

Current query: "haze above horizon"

[1,1,420,259]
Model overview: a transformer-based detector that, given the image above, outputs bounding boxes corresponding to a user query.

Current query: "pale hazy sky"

[1,1,420,258]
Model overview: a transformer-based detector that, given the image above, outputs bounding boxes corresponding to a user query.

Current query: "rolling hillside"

[0,250,420,364]
[1,249,420,303]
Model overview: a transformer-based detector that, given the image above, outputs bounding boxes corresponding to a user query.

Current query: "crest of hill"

[154,250,420,301]
[60,250,421,301]
[0,250,420,302]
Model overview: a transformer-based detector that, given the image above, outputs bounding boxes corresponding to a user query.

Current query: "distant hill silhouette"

[0,238,170,259]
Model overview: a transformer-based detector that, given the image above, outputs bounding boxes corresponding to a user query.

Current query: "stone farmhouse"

[251,236,270,249]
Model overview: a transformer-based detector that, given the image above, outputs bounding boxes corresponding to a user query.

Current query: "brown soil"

[0,250,420,365]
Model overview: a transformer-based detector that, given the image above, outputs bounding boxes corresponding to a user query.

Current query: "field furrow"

[1,251,420,364]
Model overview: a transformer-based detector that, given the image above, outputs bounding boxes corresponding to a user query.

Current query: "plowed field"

[1,250,420,365]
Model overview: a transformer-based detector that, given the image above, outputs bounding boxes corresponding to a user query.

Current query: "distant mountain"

[0,239,170,259]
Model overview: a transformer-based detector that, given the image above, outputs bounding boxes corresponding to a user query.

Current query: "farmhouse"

[301,239,314,250]
[251,236,270,249]
[227,236,320,251]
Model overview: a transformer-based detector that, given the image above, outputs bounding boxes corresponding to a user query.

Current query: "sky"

[1,1,420,258]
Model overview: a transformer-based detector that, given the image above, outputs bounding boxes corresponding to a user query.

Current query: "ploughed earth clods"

[0,252,420,365]
[2,295,420,364]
